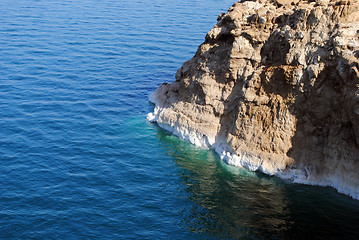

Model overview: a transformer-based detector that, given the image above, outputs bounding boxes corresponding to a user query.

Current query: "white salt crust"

[147,104,359,200]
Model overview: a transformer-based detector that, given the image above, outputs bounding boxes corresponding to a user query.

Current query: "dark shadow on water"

[153,125,359,240]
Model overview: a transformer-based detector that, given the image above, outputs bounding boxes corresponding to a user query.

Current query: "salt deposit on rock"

[148,0,359,199]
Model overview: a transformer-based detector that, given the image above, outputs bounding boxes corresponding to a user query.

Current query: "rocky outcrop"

[148,0,359,199]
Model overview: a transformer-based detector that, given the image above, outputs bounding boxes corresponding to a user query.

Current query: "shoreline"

[147,101,359,200]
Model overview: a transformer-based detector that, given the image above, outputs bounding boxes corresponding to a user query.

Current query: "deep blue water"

[1,0,359,239]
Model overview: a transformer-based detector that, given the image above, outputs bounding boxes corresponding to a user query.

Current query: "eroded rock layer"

[148,0,359,199]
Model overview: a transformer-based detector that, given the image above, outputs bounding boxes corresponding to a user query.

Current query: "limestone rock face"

[148,0,359,199]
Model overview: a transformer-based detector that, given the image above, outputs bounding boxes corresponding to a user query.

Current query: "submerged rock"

[148,0,359,199]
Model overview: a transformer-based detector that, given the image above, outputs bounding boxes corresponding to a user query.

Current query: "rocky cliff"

[147,0,359,199]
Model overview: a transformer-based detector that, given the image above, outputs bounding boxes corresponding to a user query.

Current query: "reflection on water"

[155,127,359,239]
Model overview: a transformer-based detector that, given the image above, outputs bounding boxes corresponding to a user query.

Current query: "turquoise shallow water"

[1,0,359,239]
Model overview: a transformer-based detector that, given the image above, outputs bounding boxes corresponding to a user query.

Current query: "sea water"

[1,0,359,239]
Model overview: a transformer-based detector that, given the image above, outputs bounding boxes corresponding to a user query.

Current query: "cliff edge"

[148,0,359,199]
